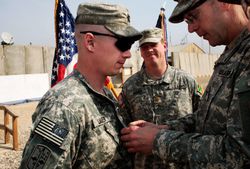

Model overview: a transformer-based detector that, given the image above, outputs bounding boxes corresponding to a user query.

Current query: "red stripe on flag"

[56,64,66,85]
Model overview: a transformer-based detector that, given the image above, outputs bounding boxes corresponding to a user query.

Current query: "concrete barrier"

[25,46,44,74]
[4,45,26,75]
[0,45,4,75]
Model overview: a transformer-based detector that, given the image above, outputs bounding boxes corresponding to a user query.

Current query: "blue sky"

[0,0,224,54]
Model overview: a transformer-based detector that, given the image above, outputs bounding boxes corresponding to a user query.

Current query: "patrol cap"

[75,3,142,40]
[139,28,163,47]
[218,0,240,4]
[169,0,207,23]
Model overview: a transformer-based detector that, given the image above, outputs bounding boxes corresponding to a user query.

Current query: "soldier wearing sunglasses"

[121,0,250,168]
[19,2,141,169]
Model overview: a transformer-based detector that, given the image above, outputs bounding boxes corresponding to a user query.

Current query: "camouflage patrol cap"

[139,28,163,47]
[169,0,207,23]
[75,3,142,40]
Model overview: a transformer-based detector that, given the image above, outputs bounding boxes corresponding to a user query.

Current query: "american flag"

[156,5,168,58]
[34,117,68,146]
[51,0,118,99]
[51,0,78,87]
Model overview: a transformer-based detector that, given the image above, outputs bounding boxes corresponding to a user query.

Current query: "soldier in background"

[121,0,250,168]
[19,2,142,169]
[119,27,201,169]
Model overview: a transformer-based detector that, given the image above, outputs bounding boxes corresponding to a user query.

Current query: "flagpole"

[51,0,78,87]
[54,0,59,47]
[160,1,166,43]
[156,1,168,60]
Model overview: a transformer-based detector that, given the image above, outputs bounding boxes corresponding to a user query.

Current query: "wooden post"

[171,52,174,66]
[1,105,19,151]
[4,109,10,144]
[12,116,18,150]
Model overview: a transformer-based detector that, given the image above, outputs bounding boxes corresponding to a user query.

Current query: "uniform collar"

[226,28,249,51]
[140,64,173,85]
[215,28,250,66]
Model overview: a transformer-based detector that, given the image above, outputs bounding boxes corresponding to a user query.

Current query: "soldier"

[19,2,142,169]
[119,27,201,169]
[121,0,250,168]
[218,0,250,161]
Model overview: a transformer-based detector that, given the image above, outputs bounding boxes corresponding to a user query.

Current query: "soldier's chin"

[110,69,121,76]
[207,39,218,47]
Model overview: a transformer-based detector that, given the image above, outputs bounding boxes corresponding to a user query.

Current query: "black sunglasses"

[80,31,134,52]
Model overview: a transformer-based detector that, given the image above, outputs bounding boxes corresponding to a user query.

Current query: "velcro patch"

[34,117,68,146]
[197,84,203,95]
[27,144,51,169]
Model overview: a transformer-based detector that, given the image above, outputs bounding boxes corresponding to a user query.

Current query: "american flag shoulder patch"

[34,117,69,147]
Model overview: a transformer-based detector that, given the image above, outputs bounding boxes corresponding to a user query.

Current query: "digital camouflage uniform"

[119,64,201,169]
[235,63,250,162]
[152,29,250,169]
[19,70,132,169]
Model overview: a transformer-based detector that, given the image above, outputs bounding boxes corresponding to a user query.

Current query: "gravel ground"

[0,102,38,169]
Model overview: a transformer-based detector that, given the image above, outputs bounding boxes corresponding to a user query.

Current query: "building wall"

[0,45,141,88]
[0,45,55,79]
[184,44,205,54]
[1,44,219,91]
[171,52,220,90]
[168,43,205,54]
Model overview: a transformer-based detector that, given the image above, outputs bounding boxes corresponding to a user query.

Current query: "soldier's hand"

[129,120,170,129]
[120,125,160,154]
[128,120,154,127]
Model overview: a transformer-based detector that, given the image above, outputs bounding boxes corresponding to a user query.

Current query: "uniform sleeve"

[235,69,250,159]
[165,113,196,132]
[152,129,246,168]
[118,89,133,126]
[152,96,249,168]
[19,101,81,169]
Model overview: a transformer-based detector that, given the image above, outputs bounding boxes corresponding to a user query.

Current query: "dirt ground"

[0,101,38,169]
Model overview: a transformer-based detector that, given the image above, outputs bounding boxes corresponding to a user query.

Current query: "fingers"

[129,120,146,127]
[120,126,158,155]
[123,140,152,154]
[121,125,140,135]
[123,141,138,153]
[120,131,133,142]
[127,147,136,153]
[129,120,157,128]
[123,140,140,153]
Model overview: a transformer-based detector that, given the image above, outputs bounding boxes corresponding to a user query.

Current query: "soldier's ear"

[84,33,95,51]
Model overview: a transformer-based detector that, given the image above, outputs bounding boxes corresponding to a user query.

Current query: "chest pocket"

[159,83,192,119]
[92,117,120,143]
[197,72,227,133]
[204,68,235,107]
[155,84,191,123]
[236,77,250,144]
[157,88,183,119]
[236,78,250,94]
[81,117,122,169]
